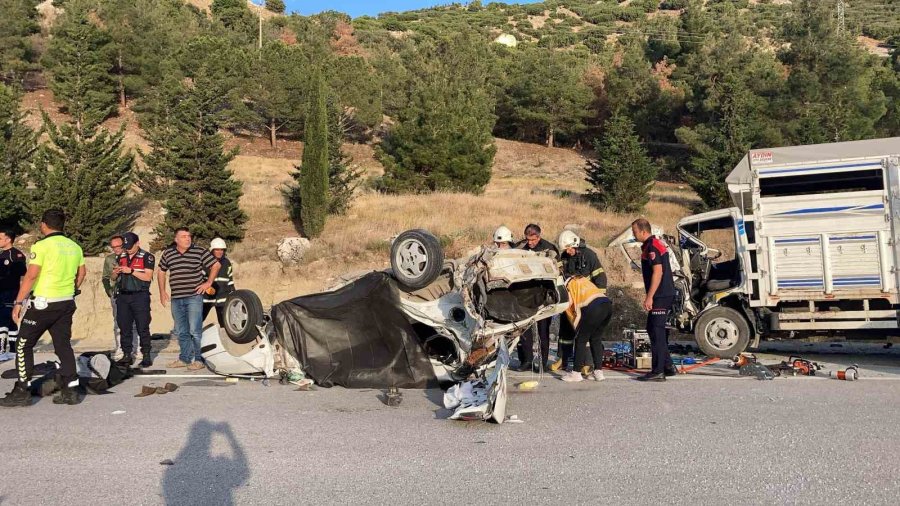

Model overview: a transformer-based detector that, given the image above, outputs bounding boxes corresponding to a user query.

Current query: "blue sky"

[284,1,541,18]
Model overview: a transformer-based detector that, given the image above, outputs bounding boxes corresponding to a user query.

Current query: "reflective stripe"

[214,277,230,282]
[591,268,604,277]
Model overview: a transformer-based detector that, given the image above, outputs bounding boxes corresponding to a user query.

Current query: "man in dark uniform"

[514,223,559,372]
[0,209,86,407]
[0,228,27,362]
[632,218,676,382]
[555,230,607,371]
[111,232,155,367]
[202,238,235,327]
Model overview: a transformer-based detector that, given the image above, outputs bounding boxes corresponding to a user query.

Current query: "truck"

[624,137,900,358]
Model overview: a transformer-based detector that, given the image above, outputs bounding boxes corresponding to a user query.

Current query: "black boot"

[52,383,80,405]
[0,382,32,407]
[636,372,666,382]
[664,366,678,377]
[140,352,153,368]
[117,353,134,366]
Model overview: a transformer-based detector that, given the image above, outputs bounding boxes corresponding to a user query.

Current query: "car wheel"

[223,290,265,344]
[694,306,751,358]
[390,229,444,290]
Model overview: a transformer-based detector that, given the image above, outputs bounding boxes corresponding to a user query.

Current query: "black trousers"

[16,299,76,386]
[518,317,551,367]
[647,297,674,374]
[116,291,152,356]
[573,299,611,371]
[0,289,17,350]
[202,303,226,328]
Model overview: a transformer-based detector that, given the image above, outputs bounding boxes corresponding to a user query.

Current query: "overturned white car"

[200,229,569,422]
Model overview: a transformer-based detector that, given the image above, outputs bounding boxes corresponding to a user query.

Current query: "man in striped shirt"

[157,227,220,370]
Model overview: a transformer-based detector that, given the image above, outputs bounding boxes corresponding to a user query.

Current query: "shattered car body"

[201,232,569,422]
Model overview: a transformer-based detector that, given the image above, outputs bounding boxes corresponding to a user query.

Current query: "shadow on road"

[162,419,249,505]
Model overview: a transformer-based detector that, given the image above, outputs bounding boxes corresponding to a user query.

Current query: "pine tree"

[42,5,117,130]
[777,0,887,143]
[249,42,309,147]
[141,80,247,246]
[30,112,135,255]
[265,0,286,14]
[298,69,329,238]
[0,0,42,85]
[325,105,364,215]
[0,83,36,230]
[377,33,496,194]
[584,113,656,213]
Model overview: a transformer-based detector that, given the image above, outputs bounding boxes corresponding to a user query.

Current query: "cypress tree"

[142,80,247,246]
[30,112,135,254]
[0,83,36,230]
[42,5,117,130]
[298,69,329,238]
[584,113,656,213]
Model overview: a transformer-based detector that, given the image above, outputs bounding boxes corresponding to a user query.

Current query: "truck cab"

[670,137,900,358]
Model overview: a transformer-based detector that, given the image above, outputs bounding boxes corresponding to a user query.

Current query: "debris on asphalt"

[224,377,239,383]
[739,362,776,380]
[516,380,539,391]
[159,459,175,466]
[111,410,126,415]
[384,387,402,407]
[505,415,524,424]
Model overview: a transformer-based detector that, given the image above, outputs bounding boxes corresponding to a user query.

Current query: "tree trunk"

[118,49,126,109]
[269,118,277,148]
[546,126,555,148]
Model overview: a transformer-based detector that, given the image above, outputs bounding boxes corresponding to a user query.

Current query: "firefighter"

[632,218,676,382]
[0,228,27,362]
[111,232,155,367]
[0,209,86,407]
[202,238,235,328]
[514,224,558,372]
[553,230,608,372]
[492,226,514,249]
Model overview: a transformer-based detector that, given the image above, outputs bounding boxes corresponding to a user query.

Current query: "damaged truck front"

[616,137,900,358]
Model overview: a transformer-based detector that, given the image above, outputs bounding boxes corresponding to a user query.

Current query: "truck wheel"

[223,290,265,344]
[694,306,750,358]
[390,229,444,290]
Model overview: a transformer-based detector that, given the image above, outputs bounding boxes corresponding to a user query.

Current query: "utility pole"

[837,0,846,34]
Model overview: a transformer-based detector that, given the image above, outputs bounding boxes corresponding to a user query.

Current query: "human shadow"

[162,419,250,506]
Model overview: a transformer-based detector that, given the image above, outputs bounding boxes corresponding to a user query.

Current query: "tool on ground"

[772,355,822,376]
[678,357,720,374]
[732,353,757,368]
[385,386,402,407]
[516,380,539,391]
[830,365,859,381]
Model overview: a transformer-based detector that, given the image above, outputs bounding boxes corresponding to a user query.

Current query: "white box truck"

[634,137,900,357]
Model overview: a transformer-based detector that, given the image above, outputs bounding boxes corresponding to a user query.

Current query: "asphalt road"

[1,351,898,505]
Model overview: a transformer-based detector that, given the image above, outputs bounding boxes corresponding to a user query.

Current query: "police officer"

[0,210,86,407]
[514,224,559,372]
[202,238,234,327]
[0,228,27,362]
[632,218,676,382]
[554,230,607,372]
[111,232,155,367]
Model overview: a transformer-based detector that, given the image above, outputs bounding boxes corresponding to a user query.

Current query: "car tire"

[390,229,444,290]
[694,306,751,358]
[222,290,265,344]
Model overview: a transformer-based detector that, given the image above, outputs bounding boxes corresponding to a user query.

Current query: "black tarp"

[270,272,436,388]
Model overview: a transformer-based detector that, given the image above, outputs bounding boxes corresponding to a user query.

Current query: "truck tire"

[694,306,751,358]
[390,229,444,290]
[222,290,265,344]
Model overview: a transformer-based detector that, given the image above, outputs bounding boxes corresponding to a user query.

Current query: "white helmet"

[558,230,579,250]
[493,226,513,243]
[210,237,227,250]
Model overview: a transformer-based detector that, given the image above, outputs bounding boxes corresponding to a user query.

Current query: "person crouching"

[559,276,612,383]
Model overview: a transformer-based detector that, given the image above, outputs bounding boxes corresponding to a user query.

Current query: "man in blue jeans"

[157,227,220,370]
